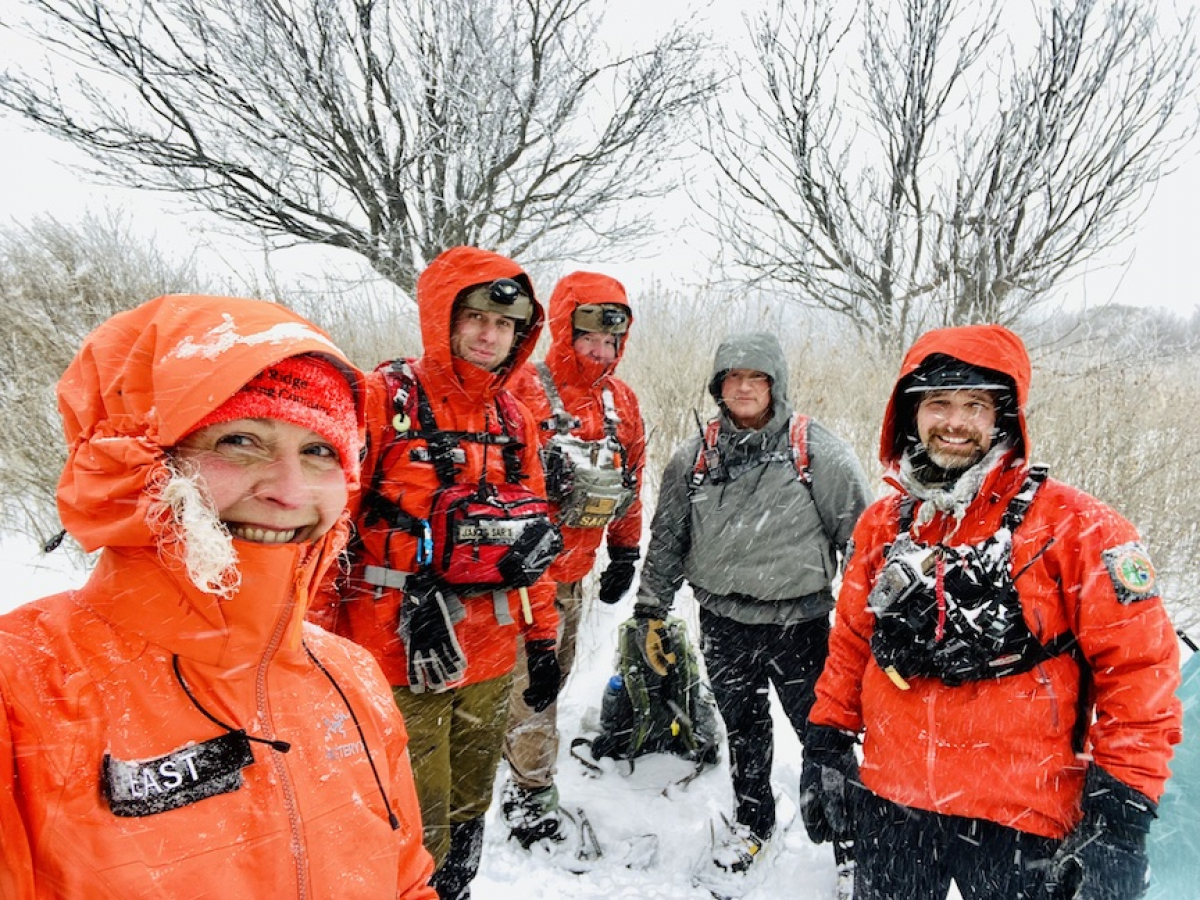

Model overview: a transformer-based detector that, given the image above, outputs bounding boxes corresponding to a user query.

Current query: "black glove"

[397,572,466,693]
[799,724,859,845]
[522,639,561,712]
[1046,764,1156,900]
[598,546,640,604]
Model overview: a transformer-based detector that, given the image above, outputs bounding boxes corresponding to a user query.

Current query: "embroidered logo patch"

[1102,541,1159,605]
[103,731,255,817]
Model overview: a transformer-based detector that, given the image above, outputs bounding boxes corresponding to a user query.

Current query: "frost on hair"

[148,462,241,598]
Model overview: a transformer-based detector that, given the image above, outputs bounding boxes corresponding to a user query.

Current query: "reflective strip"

[363,565,411,590]
[493,590,514,626]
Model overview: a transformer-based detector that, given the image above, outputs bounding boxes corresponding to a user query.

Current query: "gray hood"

[708,331,789,424]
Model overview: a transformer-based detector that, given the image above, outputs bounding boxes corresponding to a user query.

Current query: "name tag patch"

[1102,541,1160,605]
[103,731,255,817]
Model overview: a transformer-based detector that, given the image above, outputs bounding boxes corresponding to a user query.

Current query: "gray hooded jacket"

[637,332,871,625]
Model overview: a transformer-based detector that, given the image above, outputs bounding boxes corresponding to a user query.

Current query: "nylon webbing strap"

[536,362,576,435]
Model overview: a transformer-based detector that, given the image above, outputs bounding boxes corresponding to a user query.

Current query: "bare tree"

[0,0,716,294]
[703,0,1199,350]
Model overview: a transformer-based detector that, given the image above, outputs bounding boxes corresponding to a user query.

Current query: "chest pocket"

[868,467,1074,688]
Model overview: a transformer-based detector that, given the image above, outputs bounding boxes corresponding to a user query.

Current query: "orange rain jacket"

[0,295,435,899]
[810,324,1182,840]
[323,247,558,688]
[508,271,646,583]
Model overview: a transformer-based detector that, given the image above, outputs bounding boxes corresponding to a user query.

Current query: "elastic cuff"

[1082,764,1157,837]
[608,545,641,564]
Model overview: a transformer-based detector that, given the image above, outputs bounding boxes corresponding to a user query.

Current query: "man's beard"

[907,442,985,489]
[924,438,987,475]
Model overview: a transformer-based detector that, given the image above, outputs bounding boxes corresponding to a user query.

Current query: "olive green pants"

[501,580,583,791]
[393,673,513,866]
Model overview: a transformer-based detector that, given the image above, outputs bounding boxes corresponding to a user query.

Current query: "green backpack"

[584,615,721,767]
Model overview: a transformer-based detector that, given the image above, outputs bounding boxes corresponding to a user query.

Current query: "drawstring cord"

[172,655,292,753]
[934,552,947,643]
[304,642,402,830]
[171,649,402,831]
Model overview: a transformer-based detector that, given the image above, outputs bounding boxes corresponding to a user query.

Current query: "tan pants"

[501,580,583,791]
[393,674,513,866]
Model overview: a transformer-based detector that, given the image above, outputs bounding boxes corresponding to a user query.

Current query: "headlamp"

[458,278,533,323]
[573,304,630,335]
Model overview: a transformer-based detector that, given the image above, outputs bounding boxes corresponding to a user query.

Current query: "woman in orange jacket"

[0,294,435,900]
[803,324,1182,900]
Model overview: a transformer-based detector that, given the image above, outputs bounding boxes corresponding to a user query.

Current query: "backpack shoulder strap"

[1002,464,1049,532]
[691,419,722,486]
[788,413,812,486]
[535,362,578,436]
[494,390,528,483]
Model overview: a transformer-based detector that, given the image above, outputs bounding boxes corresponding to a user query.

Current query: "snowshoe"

[834,839,856,900]
[553,807,659,873]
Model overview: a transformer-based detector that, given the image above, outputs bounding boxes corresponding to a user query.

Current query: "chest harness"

[869,465,1078,689]
[536,362,636,529]
[359,360,560,616]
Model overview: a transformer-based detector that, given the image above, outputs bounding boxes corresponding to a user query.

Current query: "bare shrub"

[1028,338,1200,630]
[0,211,207,547]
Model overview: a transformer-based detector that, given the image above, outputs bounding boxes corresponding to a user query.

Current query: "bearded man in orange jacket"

[0,294,435,900]
[317,247,561,900]
[802,324,1182,900]
[498,271,646,848]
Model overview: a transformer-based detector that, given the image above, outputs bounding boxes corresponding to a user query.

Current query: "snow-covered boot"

[431,815,485,900]
[501,781,567,849]
[692,816,768,898]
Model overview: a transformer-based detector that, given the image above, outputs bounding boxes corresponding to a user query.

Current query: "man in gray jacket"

[634,331,870,891]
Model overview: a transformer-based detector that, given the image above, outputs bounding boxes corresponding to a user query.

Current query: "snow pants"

[502,580,583,791]
[393,674,513,867]
[855,789,1061,900]
[699,607,830,841]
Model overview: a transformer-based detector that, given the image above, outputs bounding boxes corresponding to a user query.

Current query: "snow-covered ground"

[0,531,851,898]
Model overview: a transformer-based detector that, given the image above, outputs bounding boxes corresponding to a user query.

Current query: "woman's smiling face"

[174,417,348,544]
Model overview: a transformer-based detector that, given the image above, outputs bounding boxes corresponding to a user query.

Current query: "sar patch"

[1102,541,1159,605]
[103,731,255,817]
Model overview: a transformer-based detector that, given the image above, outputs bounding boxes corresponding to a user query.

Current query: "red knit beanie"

[187,355,360,471]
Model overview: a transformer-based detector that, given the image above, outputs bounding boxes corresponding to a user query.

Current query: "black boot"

[431,816,486,900]
[500,780,566,849]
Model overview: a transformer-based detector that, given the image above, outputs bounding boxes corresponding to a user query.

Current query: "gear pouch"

[541,434,633,529]
[428,481,562,595]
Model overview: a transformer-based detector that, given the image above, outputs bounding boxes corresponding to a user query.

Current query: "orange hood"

[545,271,632,385]
[879,323,1032,467]
[415,246,543,398]
[56,294,366,553]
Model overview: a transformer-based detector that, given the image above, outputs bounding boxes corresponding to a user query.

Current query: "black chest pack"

[868,466,1078,688]
[536,362,636,529]
[361,360,561,596]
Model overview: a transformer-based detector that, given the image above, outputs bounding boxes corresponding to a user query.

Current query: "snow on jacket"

[810,323,1183,839]
[324,246,559,687]
[637,331,871,626]
[0,294,435,900]
[508,271,646,583]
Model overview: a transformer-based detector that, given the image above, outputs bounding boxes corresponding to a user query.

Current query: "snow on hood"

[56,294,365,552]
[879,323,1031,467]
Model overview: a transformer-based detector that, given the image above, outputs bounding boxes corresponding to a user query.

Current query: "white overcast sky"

[1,0,1198,317]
